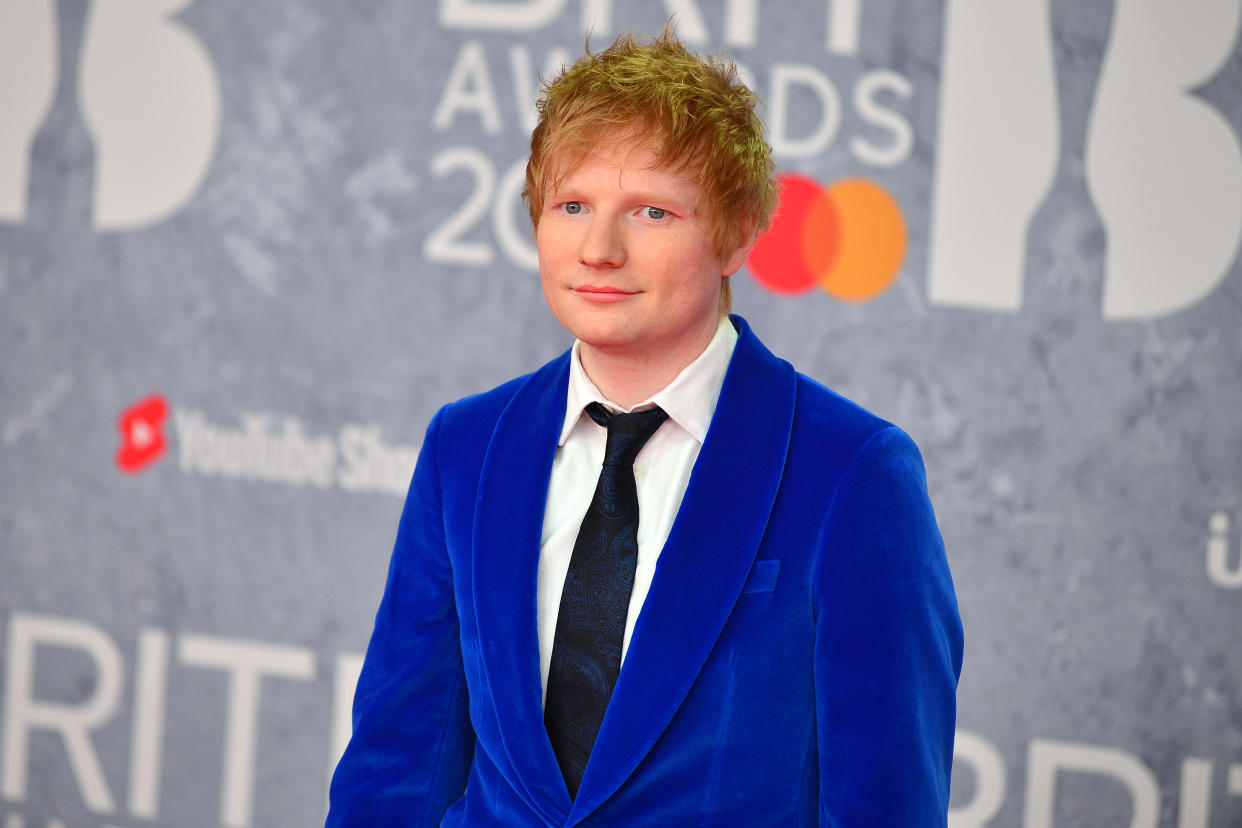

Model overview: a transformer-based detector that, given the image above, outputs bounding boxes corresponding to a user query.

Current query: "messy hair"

[523,23,778,312]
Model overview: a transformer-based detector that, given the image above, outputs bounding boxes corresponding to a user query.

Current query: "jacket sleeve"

[327,409,475,827]
[813,426,964,826]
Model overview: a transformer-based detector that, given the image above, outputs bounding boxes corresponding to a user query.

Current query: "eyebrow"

[550,182,697,210]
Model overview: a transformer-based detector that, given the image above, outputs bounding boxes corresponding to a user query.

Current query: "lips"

[574,285,639,303]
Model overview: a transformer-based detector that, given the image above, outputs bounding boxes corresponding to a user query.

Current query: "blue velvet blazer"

[327,316,963,827]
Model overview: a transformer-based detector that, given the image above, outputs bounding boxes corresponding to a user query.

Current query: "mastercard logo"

[747,174,907,300]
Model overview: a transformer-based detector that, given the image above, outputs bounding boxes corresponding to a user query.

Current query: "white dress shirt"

[537,315,738,704]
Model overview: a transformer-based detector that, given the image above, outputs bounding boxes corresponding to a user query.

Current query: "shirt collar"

[558,315,739,446]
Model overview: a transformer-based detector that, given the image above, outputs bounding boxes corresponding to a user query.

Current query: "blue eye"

[644,207,667,220]
[563,202,582,215]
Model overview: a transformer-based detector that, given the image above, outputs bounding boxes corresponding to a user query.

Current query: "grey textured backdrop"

[2,1,1240,826]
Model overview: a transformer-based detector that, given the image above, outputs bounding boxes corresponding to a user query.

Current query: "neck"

[579,317,722,409]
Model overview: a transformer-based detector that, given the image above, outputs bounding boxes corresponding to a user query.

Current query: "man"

[328,28,962,827]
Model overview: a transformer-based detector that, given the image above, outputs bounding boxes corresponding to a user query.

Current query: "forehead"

[544,134,701,196]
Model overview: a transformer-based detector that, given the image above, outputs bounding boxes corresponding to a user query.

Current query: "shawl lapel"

[567,317,798,823]
[469,318,797,825]
[471,353,573,823]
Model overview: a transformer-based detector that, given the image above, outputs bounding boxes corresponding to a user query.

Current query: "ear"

[720,221,758,277]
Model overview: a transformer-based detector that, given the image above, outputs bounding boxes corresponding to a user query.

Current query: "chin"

[569,321,639,352]
[551,303,634,347]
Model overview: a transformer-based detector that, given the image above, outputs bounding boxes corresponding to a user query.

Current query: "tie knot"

[586,402,669,468]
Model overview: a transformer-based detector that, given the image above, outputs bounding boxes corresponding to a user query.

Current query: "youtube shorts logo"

[113,394,420,497]
[116,394,169,473]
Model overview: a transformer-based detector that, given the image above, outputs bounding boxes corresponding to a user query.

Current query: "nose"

[578,216,625,268]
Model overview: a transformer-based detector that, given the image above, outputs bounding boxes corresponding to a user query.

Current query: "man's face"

[536,138,750,365]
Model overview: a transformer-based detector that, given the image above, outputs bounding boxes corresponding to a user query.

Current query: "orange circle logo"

[748,174,907,301]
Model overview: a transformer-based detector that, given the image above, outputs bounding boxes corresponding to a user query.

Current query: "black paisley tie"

[545,402,669,799]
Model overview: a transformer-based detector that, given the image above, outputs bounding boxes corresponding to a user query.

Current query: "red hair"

[524,25,778,312]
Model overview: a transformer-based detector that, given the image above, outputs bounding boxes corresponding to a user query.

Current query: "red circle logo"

[748,174,907,301]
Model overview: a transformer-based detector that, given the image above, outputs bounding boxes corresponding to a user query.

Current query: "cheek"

[534,225,551,264]
[664,229,719,269]
[538,264,562,308]
[663,243,725,295]
[536,224,574,272]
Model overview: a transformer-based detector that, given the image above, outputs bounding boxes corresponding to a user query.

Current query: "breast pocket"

[741,559,780,594]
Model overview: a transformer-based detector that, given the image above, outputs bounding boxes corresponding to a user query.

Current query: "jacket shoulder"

[731,314,920,469]
[431,350,571,446]
[791,371,904,451]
